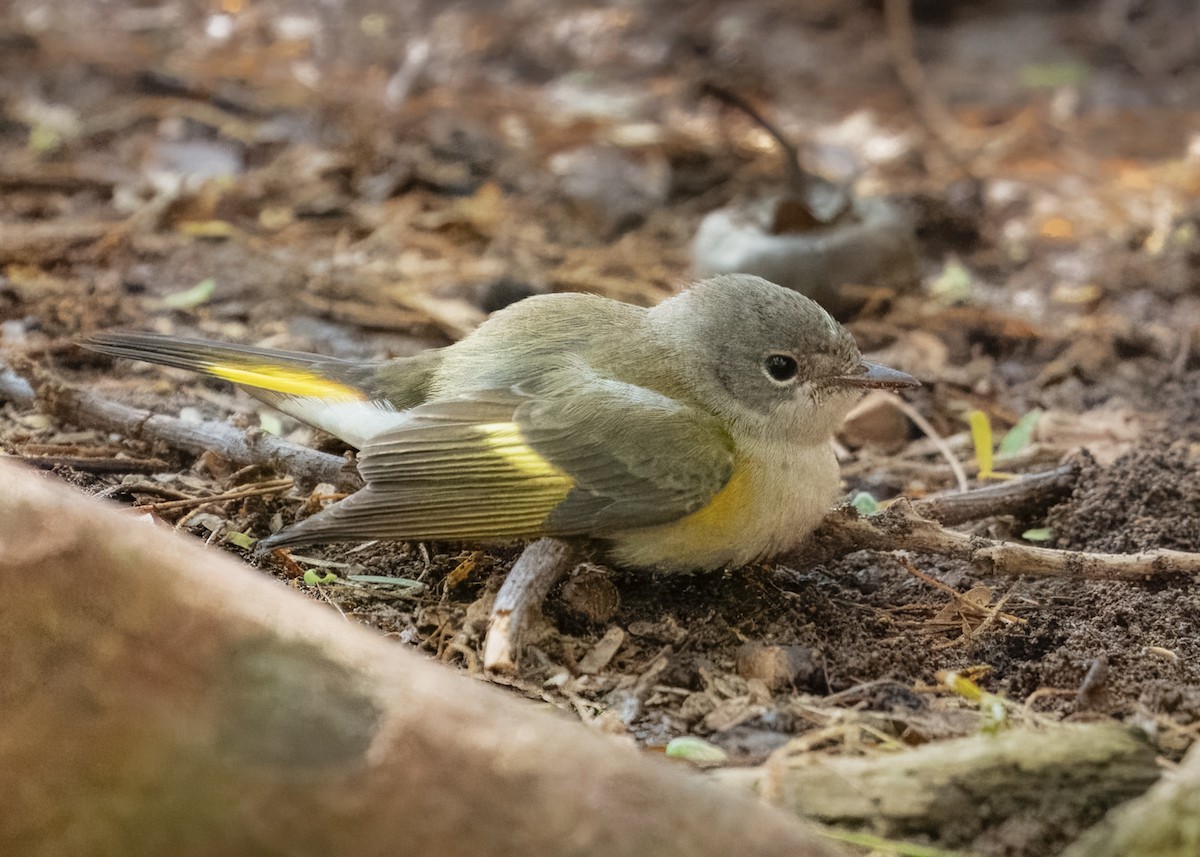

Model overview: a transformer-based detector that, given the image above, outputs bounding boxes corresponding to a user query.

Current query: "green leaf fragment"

[998,410,1042,456]
[303,569,339,585]
[225,531,257,549]
[664,736,728,766]
[929,260,974,303]
[162,277,216,310]
[1021,527,1054,542]
[850,491,880,516]
[1018,60,1090,89]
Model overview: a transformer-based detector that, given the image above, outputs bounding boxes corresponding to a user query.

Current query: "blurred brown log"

[0,459,842,857]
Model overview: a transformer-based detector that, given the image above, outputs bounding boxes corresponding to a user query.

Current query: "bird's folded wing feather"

[263,373,735,547]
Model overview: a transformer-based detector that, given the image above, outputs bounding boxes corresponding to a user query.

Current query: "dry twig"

[4,360,359,491]
[147,477,295,514]
[883,392,970,493]
[910,458,1082,525]
[483,538,583,672]
[882,0,979,161]
[19,455,173,475]
[800,499,1200,581]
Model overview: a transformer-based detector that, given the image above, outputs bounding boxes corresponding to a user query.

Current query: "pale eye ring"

[763,353,799,383]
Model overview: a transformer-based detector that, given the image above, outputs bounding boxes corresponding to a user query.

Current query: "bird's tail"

[81,331,417,447]
[82,332,369,401]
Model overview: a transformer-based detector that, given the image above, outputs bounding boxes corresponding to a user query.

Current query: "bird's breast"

[605,439,840,572]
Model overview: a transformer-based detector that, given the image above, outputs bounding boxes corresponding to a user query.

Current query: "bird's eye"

[764,354,799,383]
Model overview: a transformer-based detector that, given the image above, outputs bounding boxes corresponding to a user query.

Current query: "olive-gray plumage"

[83,275,915,570]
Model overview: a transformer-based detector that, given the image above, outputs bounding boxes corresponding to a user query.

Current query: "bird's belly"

[605,441,839,572]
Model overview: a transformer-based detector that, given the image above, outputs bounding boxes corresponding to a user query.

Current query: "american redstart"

[84,274,917,571]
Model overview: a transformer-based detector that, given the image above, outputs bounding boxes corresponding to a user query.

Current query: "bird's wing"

[263,372,735,548]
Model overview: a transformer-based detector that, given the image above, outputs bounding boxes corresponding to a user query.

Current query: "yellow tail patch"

[207,364,366,400]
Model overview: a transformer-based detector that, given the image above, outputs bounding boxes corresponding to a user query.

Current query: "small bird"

[84,274,916,571]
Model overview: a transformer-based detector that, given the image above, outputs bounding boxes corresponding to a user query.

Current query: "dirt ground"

[3,2,1200,855]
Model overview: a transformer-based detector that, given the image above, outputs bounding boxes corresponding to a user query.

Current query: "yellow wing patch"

[477,422,573,484]
[207,364,366,401]
[267,419,579,546]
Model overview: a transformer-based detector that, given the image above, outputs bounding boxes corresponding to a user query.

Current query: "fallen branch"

[19,455,173,475]
[0,218,114,264]
[715,723,1159,844]
[798,499,1200,581]
[1060,734,1200,857]
[910,457,1083,526]
[700,82,811,204]
[144,476,294,514]
[882,0,978,161]
[4,359,360,491]
[484,537,583,672]
[0,459,843,857]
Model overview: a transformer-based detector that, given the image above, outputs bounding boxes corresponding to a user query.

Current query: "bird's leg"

[483,537,582,672]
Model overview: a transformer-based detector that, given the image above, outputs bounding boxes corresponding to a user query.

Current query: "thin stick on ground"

[483,538,582,672]
[147,477,295,514]
[884,392,970,493]
[894,555,1023,634]
[882,0,976,160]
[701,82,809,200]
[910,457,1082,525]
[800,498,1200,581]
[19,455,174,475]
[3,359,360,492]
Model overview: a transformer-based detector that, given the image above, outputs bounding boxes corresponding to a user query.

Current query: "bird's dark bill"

[836,361,920,390]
